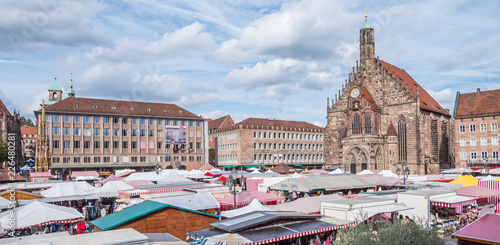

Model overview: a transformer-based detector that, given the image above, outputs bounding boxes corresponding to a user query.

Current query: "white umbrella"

[0,201,83,229]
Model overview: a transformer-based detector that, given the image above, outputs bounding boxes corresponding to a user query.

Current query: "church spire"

[360,11,375,65]
[68,79,76,98]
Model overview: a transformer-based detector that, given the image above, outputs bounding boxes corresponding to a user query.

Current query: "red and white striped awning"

[119,184,204,197]
[432,199,476,208]
[239,222,357,245]
[12,218,83,231]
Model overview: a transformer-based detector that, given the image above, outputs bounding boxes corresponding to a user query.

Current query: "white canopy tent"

[41,183,91,198]
[221,198,273,218]
[156,171,197,186]
[93,181,133,193]
[357,170,376,175]
[329,168,345,174]
[378,170,398,178]
[152,193,220,211]
[123,172,161,182]
[0,201,83,230]
[480,175,498,181]
[0,197,9,209]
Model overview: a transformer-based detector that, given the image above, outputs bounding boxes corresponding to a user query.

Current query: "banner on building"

[165,126,186,145]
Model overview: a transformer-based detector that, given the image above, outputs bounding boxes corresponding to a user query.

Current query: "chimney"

[477,88,480,95]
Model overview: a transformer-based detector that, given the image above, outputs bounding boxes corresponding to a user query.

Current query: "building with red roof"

[32,82,207,177]
[325,19,452,174]
[21,125,38,159]
[453,88,500,169]
[211,117,324,170]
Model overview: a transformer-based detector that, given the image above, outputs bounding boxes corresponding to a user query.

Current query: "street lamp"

[397,163,410,185]
[155,163,162,176]
[227,168,245,210]
[484,157,489,176]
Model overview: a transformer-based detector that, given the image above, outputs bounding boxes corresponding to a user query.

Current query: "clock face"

[351,88,360,98]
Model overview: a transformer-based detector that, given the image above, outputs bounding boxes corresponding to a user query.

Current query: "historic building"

[0,99,24,168]
[21,126,37,159]
[325,19,452,174]
[453,88,500,170]
[207,115,234,167]
[34,83,207,176]
[212,117,324,170]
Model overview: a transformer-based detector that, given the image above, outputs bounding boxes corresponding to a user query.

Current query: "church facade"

[325,20,453,174]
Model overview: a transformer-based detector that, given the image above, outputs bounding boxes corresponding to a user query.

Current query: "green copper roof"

[361,21,373,30]
[48,82,61,91]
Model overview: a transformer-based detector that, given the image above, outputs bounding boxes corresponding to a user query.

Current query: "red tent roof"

[217,191,285,206]
[71,171,99,178]
[305,169,330,174]
[456,185,500,199]
[98,174,122,184]
[452,214,500,243]
[199,163,216,170]
[30,172,52,178]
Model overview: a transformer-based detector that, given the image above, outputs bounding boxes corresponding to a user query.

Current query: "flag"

[164,151,168,161]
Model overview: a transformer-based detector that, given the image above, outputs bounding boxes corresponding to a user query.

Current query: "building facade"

[21,126,37,159]
[453,88,500,169]
[324,20,452,174]
[207,115,234,167]
[213,118,325,170]
[0,99,24,169]
[34,84,207,176]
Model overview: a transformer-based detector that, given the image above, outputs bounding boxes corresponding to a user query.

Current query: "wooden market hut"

[91,200,220,241]
[0,190,43,205]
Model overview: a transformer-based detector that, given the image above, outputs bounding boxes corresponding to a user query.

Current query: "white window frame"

[459,125,466,133]
[460,152,467,160]
[470,124,476,132]
[459,138,466,147]
[491,122,498,131]
[480,123,487,132]
[481,137,488,146]
[470,138,476,146]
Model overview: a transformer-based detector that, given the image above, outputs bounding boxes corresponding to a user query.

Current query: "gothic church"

[325,19,452,174]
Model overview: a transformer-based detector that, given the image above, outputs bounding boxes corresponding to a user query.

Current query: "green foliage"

[337,220,445,245]
[0,141,8,163]
[26,118,35,127]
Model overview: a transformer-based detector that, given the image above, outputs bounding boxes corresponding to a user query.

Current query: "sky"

[1,0,499,127]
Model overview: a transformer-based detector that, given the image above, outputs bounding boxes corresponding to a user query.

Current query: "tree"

[336,219,445,245]
[26,118,35,127]
[0,141,9,166]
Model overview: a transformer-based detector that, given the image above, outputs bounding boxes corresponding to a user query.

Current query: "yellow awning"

[450,175,479,187]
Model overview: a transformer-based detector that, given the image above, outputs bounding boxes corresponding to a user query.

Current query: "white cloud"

[200,110,230,120]
[0,0,112,53]
[66,22,214,66]
[213,0,357,62]
[224,58,320,89]
[313,121,326,127]
[427,88,456,111]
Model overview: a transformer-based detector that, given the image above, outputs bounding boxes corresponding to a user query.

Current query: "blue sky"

[1,0,499,126]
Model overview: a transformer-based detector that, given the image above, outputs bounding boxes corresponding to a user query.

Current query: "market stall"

[217,191,285,211]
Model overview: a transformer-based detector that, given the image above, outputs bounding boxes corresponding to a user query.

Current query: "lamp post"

[227,168,244,210]
[397,163,410,185]
[484,158,490,176]
[155,163,162,176]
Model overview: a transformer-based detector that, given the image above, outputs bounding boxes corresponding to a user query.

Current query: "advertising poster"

[165,126,187,145]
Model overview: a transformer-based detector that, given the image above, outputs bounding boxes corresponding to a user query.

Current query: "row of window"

[459,151,499,160]
[47,115,202,127]
[52,127,163,137]
[253,153,324,163]
[253,142,324,151]
[218,132,237,141]
[52,155,203,164]
[52,140,202,150]
[253,131,323,141]
[459,137,499,147]
[219,154,238,164]
[219,143,237,151]
[459,123,498,133]
[22,134,37,138]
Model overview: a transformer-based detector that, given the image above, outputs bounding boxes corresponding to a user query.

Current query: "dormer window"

[179,110,183,114]
[147,109,151,112]
[130,107,134,111]
[94,105,98,109]
[112,106,116,110]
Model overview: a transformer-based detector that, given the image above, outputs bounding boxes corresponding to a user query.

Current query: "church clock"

[351,88,360,98]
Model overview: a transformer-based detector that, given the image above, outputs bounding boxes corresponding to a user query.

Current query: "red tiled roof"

[38,97,202,119]
[455,89,500,118]
[0,99,11,116]
[208,115,232,130]
[387,123,397,136]
[21,126,37,139]
[236,118,323,130]
[377,59,450,116]
[359,87,379,110]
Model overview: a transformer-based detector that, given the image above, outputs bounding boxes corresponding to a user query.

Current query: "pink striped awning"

[432,199,476,208]
[239,222,357,245]
[71,171,98,177]
[217,191,285,206]
[479,181,500,191]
